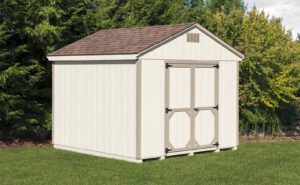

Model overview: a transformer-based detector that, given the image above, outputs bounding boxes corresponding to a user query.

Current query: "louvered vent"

[187,33,199,43]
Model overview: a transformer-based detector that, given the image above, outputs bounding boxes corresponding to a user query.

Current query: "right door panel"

[194,67,217,146]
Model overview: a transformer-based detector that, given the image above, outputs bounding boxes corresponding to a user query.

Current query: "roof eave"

[47,54,138,61]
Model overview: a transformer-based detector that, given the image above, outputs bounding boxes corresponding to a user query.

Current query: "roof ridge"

[97,22,195,32]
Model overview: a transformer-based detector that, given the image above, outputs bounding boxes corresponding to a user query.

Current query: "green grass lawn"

[0,141,299,185]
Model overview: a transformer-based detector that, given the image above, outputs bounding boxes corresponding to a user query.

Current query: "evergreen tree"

[0,0,63,139]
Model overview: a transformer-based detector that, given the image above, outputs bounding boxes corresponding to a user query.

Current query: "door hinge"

[165,108,172,114]
[214,64,219,69]
[165,63,172,69]
[165,147,172,153]
[213,142,219,147]
[213,105,219,110]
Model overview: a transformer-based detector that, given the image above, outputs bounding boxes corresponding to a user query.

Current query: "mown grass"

[0,141,299,185]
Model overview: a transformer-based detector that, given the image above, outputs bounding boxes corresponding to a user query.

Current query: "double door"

[165,63,219,153]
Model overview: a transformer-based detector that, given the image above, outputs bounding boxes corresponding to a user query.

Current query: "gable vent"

[187,33,199,43]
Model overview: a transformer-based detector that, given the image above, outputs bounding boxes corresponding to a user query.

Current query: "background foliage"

[0,0,299,139]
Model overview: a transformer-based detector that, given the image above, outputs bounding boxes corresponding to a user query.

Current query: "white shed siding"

[218,61,239,148]
[140,60,165,158]
[139,28,241,61]
[195,68,216,107]
[195,110,215,145]
[53,62,136,158]
[169,67,191,108]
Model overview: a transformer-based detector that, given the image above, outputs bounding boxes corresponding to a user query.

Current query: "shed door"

[165,63,219,153]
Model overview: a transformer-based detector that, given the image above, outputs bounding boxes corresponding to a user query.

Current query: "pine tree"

[0,0,64,139]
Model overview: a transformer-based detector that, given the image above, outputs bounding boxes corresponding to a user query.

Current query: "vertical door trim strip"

[165,61,172,151]
[213,65,219,145]
[187,66,198,147]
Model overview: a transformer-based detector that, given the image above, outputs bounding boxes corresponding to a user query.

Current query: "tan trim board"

[166,107,216,112]
[52,63,54,145]
[47,54,137,61]
[165,60,219,65]
[139,59,242,62]
[168,144,216,153]
[236,62,240,146]
[166,147,217,156]
[164,60,170,152]
[189,66,197,148]
[136,60,142,159]
[214,64,219,145]
[52,60,136,65]
[168,64,217,68]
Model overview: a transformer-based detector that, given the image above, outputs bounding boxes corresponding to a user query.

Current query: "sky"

[244,0,300,39]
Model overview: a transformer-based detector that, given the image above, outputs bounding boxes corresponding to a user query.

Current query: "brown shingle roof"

[48,23,194,56]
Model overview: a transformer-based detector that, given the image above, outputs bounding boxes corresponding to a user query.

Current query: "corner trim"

[236,62,240,146]
[52,63,54,145]
[136,60,142,159]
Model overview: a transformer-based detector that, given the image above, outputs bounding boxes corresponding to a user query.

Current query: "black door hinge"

[214,64,219,69]
[165,63,172,69]
[165,108,172,114]
[213,105,219,110]
[165,147,172,153]
[213,142,219,147]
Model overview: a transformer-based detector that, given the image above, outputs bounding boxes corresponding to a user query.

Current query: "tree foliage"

[208,7,300,133]
[0,0,62,139]
[0,0,299,139]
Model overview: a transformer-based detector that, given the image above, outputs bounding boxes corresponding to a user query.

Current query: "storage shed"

[47,23,244,163]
